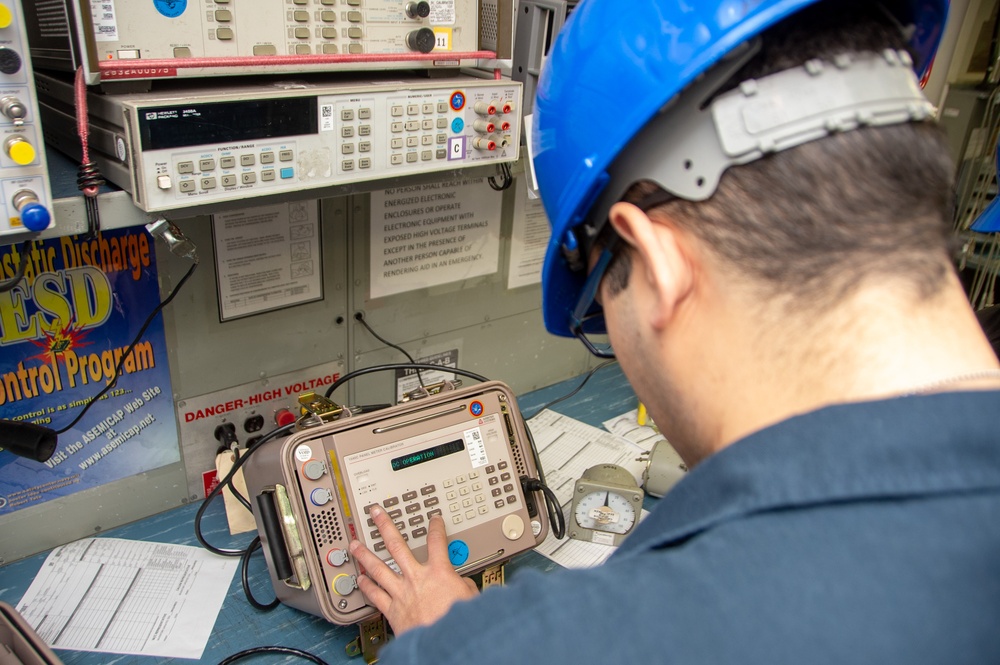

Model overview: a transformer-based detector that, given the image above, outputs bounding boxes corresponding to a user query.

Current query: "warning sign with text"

[370,177,502,298]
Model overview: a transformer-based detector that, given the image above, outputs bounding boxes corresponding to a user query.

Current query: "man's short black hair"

[602,0,955,309]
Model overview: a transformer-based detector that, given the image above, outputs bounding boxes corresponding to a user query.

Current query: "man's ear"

[607,202,695,331]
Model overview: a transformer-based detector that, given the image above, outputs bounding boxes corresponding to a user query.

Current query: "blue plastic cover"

[971,139,1000,233]
[533,0,948,337]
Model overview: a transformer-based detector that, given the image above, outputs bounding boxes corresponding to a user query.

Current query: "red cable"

[74,67,99,198]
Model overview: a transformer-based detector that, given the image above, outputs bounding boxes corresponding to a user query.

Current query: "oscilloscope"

[0,0,52,237]
[23,0,511,85]
[241,381,549,625]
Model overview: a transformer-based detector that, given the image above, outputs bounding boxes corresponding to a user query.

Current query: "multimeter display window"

[138,98,318,150]
[391,439,465,472]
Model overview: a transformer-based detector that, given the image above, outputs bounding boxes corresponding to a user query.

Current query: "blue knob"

[21,202,51,232]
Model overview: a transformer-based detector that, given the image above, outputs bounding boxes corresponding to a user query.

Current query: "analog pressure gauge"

[569,464,643,546]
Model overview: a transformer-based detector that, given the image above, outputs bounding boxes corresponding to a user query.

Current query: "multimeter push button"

[447,540,469,566]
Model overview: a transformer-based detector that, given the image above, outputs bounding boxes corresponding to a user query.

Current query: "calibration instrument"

[23,0,503,85]
[639,438,687,498]
[35,72,521,212]
[0,0,52,237]
[242,381,549,625]
[569,464,644,547]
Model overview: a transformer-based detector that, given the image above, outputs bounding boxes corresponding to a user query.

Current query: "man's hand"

[349,504,479,635]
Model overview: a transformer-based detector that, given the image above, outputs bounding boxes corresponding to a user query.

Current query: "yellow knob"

[8,138,34,165]
[0,6,12,30]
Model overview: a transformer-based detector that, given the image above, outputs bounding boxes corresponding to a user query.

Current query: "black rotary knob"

[406,27,436,53]
[405,1,431,18]
[0,48,22,75]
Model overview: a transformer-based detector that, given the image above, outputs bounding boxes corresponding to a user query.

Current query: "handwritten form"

[528,410,657,569]
[16,538,237,659]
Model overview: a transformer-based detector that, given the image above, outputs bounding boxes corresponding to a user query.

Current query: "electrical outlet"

[176,360,344,498]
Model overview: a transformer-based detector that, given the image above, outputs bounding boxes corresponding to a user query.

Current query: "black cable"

[241,536,280,611]
[521,476,566,540]
[53,261,198,435]
[324,363,490,399]
[227,467,251,511]
[488,162,513,191]
[0,239,33,294]
[523,360,617,420]
[218,646,330,665]
[354,312,425,386]
[522,419,546,489]
[195,423,294,556]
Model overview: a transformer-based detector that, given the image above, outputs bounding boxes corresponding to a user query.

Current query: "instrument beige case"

[243,381,548,625]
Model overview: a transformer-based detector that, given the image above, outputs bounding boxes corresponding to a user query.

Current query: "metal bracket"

[298,392,347,424]
[400,379,463,402]
[346,613,388,663]
[481,563,505,589]
[275,484,312,591]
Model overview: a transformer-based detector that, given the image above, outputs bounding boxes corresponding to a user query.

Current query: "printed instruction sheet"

[17,538,237,659]
[213,201,323,320]
[507,176,550,289]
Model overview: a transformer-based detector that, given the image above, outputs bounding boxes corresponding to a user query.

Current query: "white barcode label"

[463,427,488,468]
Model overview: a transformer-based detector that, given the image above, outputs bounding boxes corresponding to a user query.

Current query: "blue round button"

[470,401,483,417]
[450,91,466,111]
[20,203,51,232]
[447,539,469,566]
[451,117,465,133]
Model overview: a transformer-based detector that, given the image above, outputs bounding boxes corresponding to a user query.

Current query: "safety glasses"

[568,236,618,359]
[567,185,676,359]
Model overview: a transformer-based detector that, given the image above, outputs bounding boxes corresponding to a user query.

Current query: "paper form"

[602,408,669,451]
[536,505,650,569]
[528,409,654,507]
[16,538,238,659]
[527,410,656,569]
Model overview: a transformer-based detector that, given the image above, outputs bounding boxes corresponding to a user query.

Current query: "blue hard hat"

[534,0,949,338]
[970,138,1000,233]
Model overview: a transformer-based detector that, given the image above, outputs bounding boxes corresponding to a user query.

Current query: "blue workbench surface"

[0,363,637,664]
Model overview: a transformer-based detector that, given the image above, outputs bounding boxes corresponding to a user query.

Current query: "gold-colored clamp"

[297,392,346,425]
[480,563,506,589]
[346,613,388,663]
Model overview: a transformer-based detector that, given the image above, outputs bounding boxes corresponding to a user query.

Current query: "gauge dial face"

[573,490,636,534]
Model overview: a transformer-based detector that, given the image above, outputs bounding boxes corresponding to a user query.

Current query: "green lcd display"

[391,439,465,471]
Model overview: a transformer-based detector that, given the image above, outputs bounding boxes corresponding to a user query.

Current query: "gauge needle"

[603,492,610,507]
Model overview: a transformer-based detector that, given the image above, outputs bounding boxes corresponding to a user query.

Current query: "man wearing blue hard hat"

[350,0,1000,662]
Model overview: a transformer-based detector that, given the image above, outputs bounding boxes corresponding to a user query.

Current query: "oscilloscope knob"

[405,27,436,54]
[0,47,21,75]
[12,189,50,232]
[0,96,26,123]
[405,2,431,18]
